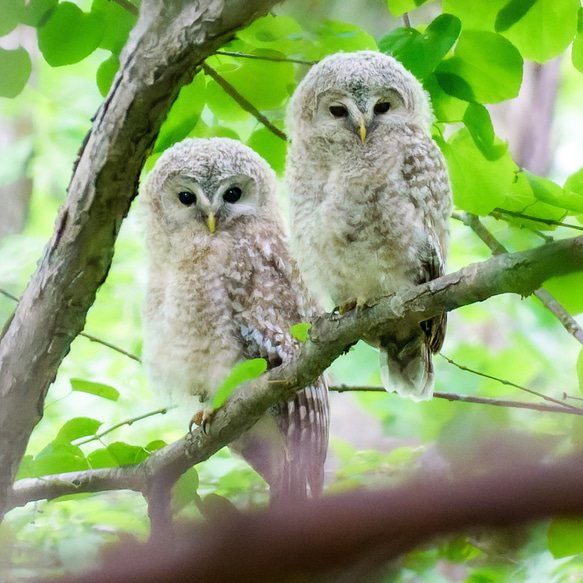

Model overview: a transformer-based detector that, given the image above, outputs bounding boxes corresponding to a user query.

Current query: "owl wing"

[227,229,329,502]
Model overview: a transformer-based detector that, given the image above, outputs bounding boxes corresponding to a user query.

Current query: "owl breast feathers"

[285,50,452,401]
[141,137,329,503]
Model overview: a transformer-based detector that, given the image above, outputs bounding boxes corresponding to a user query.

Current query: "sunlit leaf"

[237,14,305,55]
[379,14,461,80]
[33,443,89,476]
[543,272,583,316]
[578,348,583,393]
[305,21,377,60]
[37,1,105,67]
[212,358,268,409]
[0,48,31,98]
[173,467,200,509]
[290,322,312,342]
[441,128,517,214]
[463,102,507,161]
[92,0,137,55]
[70,378,120,401]
[247,127,287,175]
[494,0,537,33]
[0,0,25,36]
[154,74,206,153]
[548,517,583,558]
[435,30,523,103]
[573,9,583,73]
[87,447,118,469]
[96,53,119,97]
[107,442,150,466]
[56,417,102,444]
[525,171,583,214]
[387,0,433,17]
[21,0,57,27]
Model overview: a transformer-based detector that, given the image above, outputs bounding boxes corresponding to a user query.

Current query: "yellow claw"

[359,122,367,143]
[206,213,216,233]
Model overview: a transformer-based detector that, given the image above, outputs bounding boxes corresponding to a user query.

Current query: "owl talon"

[189,408,214,434]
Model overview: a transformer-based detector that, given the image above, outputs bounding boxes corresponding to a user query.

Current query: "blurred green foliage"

[1,0,583,580]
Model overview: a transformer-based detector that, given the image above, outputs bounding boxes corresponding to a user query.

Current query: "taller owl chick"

[285,51,452,401]
[141,137,329,503]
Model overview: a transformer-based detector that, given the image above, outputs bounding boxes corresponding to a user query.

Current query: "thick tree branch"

[0,0,283,523]
[54,451,583,583]
[7,237,583,513]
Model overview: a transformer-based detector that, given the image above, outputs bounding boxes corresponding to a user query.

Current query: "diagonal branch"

[7,236,583,512]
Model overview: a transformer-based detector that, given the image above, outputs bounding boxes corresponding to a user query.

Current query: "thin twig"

[402,13,412,27]
[0,287,142,361]
[454,211,583,346]
[111,0,139,17]
[201,63,288,142]
[440,353,583,412]
[491,208,583,232]
[331,385,583,416]
[215,51,315,66]
[74,408,170,446]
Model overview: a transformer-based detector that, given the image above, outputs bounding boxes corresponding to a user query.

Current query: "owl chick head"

[142,137,278,253]
[288,51,433,146]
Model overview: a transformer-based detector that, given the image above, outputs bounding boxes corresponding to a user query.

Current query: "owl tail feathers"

[379,335,434,402]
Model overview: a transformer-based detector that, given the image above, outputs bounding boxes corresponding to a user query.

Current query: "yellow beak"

[206,213,216,234]
[359,122,367,143]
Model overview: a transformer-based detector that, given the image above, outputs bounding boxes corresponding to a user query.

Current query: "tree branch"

[0,0,283,524]
[201,62,288,141]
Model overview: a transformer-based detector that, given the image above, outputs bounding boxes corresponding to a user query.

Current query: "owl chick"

[141,137,329,503]
[285,51,452,401]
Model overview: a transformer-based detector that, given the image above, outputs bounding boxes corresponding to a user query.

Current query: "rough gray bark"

[7,235,583,512]
[0,0,282,523]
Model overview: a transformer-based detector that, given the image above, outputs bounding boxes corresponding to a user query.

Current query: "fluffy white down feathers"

[141,138,329,503]
[285,50,452,401]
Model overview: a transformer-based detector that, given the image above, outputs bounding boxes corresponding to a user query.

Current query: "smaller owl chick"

[141,137,329,503]
[285,51,452,401]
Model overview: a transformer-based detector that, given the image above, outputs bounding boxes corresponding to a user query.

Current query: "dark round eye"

[223,186,242,203]
[329,105,348,118]
[374,102,391,114]
[177,191,196,206]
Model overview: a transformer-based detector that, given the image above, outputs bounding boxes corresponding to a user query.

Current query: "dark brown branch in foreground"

[52,451,583,583]
[455,211,583,345]
[201,63,288,141]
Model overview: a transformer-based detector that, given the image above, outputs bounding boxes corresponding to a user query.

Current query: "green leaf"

[387,0,433,17]
[543,272,583,316]
[379,14,461,80]
[423,74,468,123]
[15,455,35,480]
[435,30,523,103]
[145,440,167,452]
[247,127,287,175]
[0,48,31,98]
[205,72,250,123]
[0,0,25,36]
[212,358,268,409]
[21,0,57,27]
[443,0,506,31]
[55,417,102,444]
[564,166,583,213]
[573,8,583,73]
[441,127,518,214]
[548,517,583,558]
[290,322,312,343]
[501,0,580,63]
[172,467,200,509]
[87,447,118,469]
[107,442,149,466]
[70,378,120,401]
[33,443,88,476]
[494,0,537,33]
[154,73,206,153]
[305,21,377,60]
[37,2,105,67]
[578,348,583,393]
[525,171,583,214]
[463,103,507,161]
[96,53,119,97]
[91,0,137,55]
[237,14,305,55]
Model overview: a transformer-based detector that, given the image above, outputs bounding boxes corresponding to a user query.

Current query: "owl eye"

[223,186,242,203]
[177,191,197,206]
[329,105,348,118]
[374,102,391,114]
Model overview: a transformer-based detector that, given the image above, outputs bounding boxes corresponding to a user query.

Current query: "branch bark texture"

[0,0,282,523]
